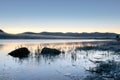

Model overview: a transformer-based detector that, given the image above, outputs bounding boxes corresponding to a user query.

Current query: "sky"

[0,0,120,34]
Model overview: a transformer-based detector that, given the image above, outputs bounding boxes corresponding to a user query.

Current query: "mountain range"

[0,29,119,39]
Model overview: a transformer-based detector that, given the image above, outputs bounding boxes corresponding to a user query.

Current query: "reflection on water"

[0,39,120,80]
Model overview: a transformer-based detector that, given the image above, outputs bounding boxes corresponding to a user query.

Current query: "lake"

[0,39,120,80]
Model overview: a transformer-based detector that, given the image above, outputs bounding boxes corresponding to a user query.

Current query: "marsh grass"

[11,41,120,80]
[86,60,120,80]
[76,41,120,52]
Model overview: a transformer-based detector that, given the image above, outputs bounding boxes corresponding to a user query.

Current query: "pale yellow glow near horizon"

[2,26,120,34]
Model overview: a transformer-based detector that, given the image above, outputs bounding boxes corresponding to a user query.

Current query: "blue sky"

[0,0,120,33]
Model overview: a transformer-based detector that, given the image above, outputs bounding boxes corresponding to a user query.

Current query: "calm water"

[0,39,118,80]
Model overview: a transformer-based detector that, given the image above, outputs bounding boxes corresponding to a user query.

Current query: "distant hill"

[0,29,5,33]
[0,29,119,39]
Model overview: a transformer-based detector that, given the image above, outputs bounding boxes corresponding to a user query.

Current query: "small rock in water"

[41,47,61,55]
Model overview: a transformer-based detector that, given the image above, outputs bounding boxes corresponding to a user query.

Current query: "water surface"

[0,39,119,80]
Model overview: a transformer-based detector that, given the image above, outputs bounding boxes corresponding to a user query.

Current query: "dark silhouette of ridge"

[0,29,5,33]
[0,29,119,39]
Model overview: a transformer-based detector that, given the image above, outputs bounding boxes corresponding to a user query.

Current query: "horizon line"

[1,29,120,34]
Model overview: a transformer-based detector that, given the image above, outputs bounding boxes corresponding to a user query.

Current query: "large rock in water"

[8,47,30,58]
[41,47,61,55]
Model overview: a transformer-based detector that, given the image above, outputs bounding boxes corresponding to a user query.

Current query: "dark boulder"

[8,47,30,58]
[41,47,61,55]
[116,35,120,41]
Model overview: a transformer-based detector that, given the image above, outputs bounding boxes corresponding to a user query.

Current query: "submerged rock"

[8,47,30,58]
[41,47,61,55]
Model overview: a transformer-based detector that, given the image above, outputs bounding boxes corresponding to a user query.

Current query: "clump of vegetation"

[76,41,120,52]
[76,46,98,51]
[87,60,120,80]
